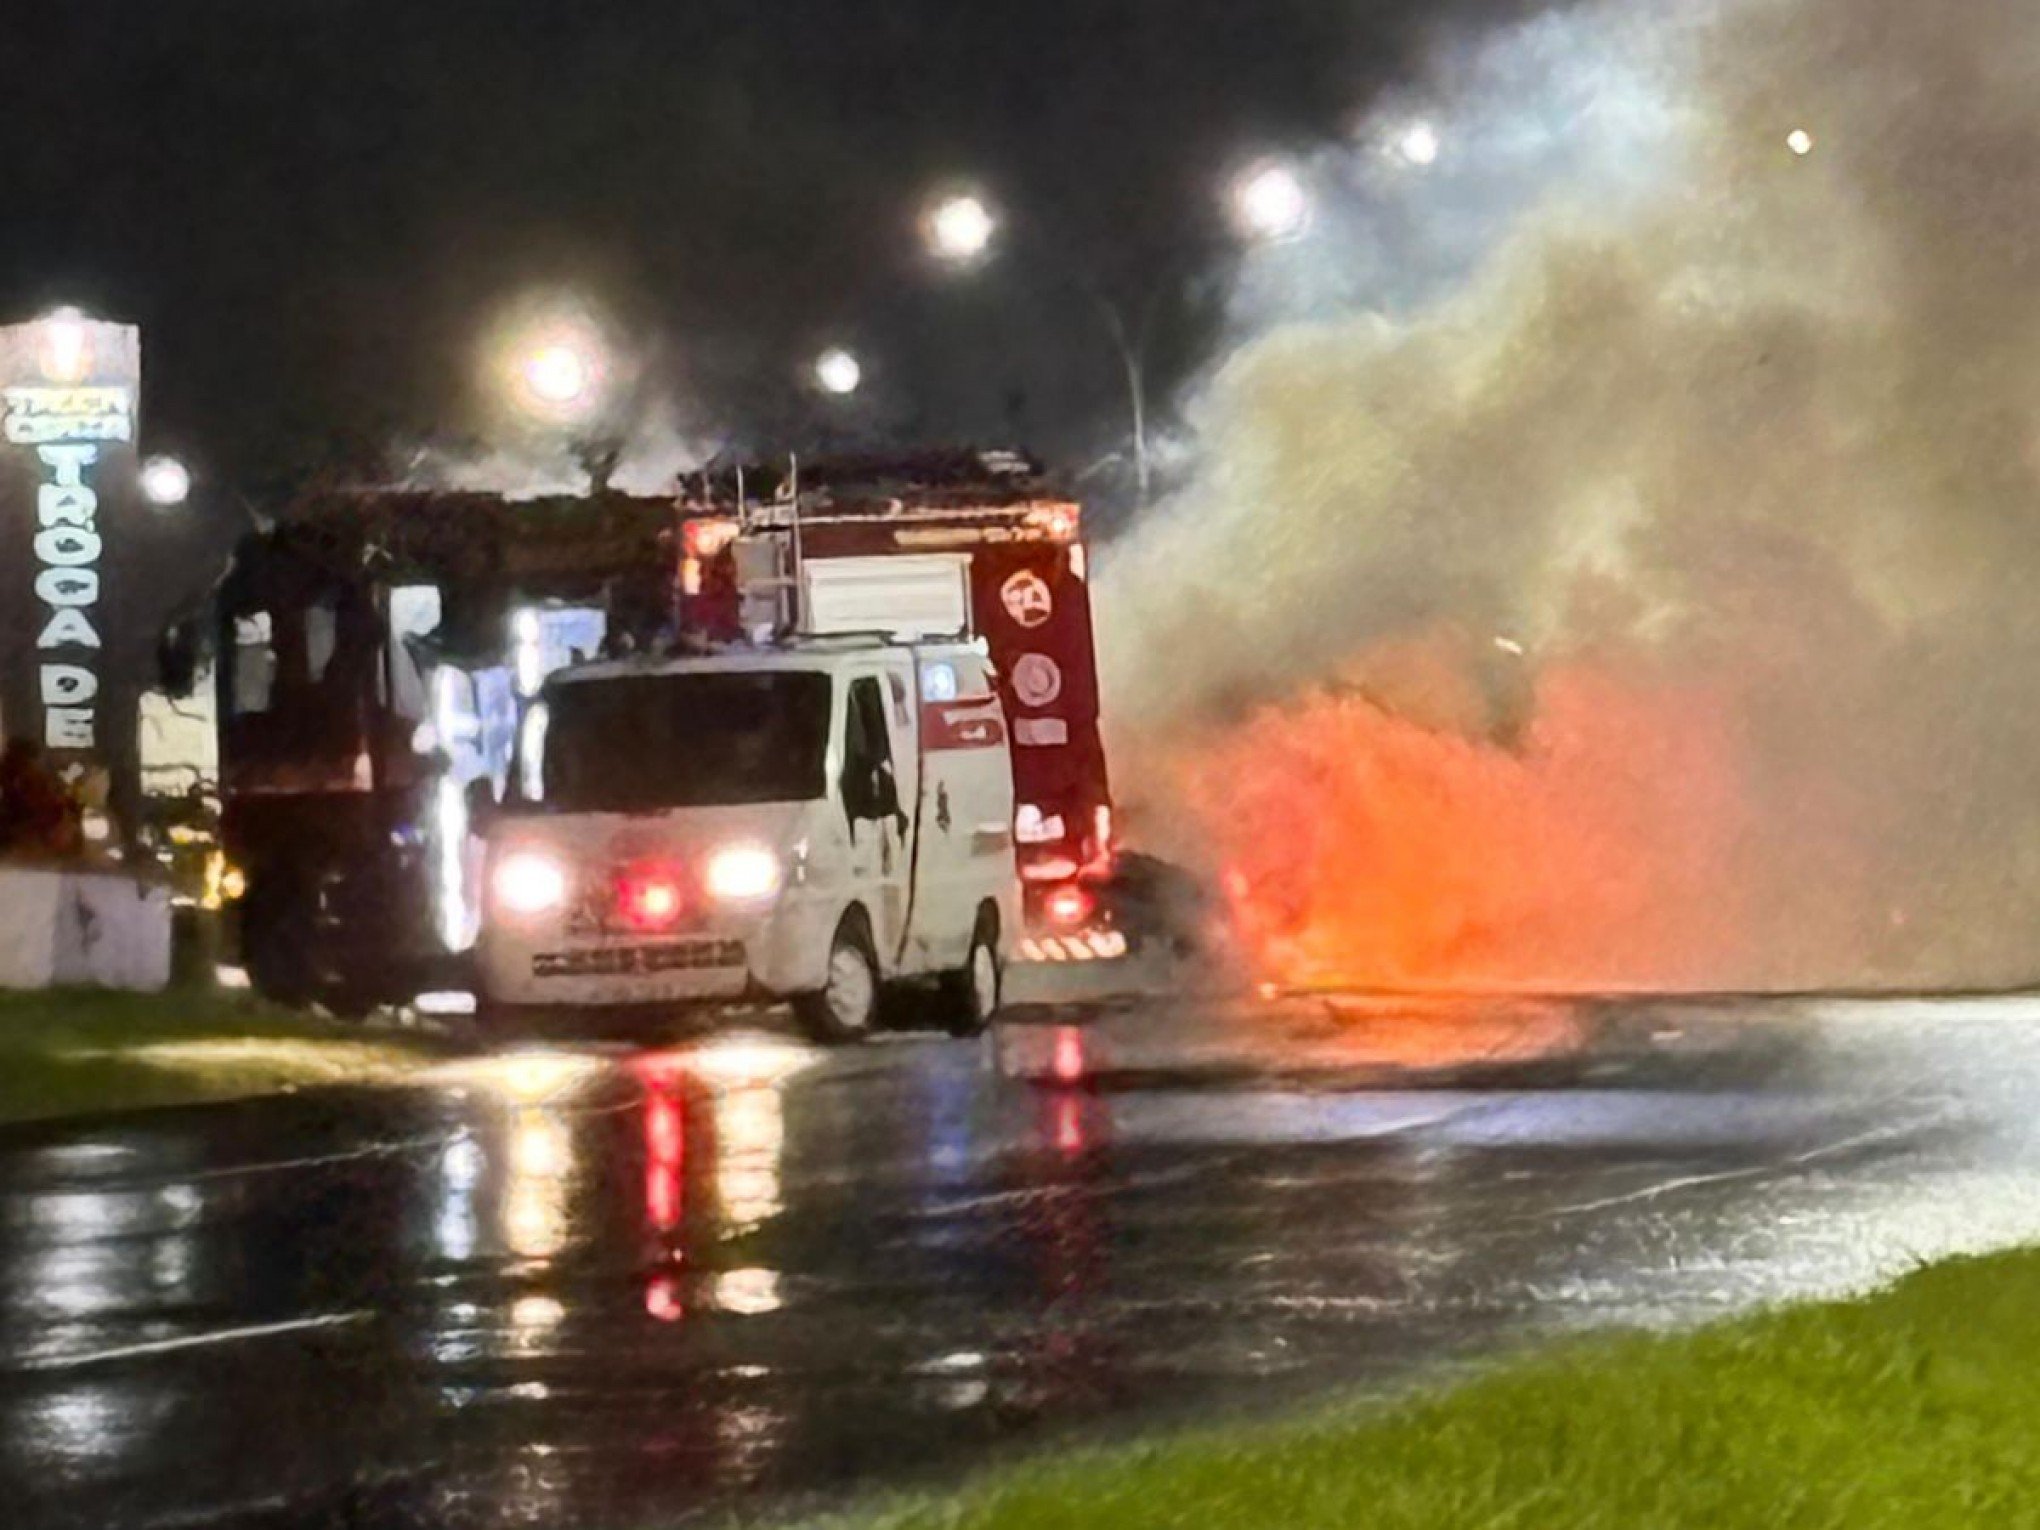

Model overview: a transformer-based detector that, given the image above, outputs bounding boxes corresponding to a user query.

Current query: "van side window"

[841,676,899,822]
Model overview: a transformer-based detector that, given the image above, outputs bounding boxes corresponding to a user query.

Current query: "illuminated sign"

[0,312,139,761]
[1,387,133,444]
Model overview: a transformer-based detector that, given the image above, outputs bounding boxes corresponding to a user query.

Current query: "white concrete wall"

[0,867,172,992]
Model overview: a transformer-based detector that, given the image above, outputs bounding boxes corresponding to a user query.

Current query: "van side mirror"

[871,765,900,821]
[841,758,899,824]
[841,762,876,820]
[464,776,497,832]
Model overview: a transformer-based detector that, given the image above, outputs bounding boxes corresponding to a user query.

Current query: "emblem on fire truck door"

[1011,653,1063,709]
[999,570,1053,629]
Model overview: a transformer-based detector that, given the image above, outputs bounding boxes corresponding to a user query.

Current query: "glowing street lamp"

[139,455,191,507]
[813,346,862,396]
[915,158,1312,507]
[1228,159,1311,243]
[1395,121,1441,167]
[489,300,612,427]
[922,192,997,264]
[1786,127,1814,156]
[521,343,594,411]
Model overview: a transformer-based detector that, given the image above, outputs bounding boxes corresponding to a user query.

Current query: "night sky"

[2,1,1515,496]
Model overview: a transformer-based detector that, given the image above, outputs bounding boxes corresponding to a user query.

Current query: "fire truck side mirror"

[156,620,202,699]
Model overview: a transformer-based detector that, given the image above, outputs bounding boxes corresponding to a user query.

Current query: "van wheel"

[939,907,1002,1038]
[795,912,879,1045]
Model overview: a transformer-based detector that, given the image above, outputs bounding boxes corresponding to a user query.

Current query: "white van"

[474,637,1020,1043]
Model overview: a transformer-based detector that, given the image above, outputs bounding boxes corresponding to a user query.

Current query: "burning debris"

[1106,0,2040,989]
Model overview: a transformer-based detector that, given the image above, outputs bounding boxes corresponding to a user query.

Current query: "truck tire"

[318,984,377,1022]
[794,911,879,1045]
[939,906,1002,1038]
[241,881,318,1008]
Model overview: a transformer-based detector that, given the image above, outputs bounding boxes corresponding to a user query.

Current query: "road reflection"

[503,1108,574,1260]
[7,1003,1719,1528]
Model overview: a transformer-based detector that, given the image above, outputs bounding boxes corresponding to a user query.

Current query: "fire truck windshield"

[539,669,830,811]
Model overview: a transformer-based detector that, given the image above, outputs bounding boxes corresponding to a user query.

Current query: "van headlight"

[703,844,782,903]
[493,850,569,915]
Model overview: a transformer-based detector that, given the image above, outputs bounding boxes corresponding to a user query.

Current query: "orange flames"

[1165,660,1787,991]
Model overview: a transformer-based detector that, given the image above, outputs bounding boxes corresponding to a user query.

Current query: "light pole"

[920,163,1311,508]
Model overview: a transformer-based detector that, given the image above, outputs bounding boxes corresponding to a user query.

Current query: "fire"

[1170,660,1765,991]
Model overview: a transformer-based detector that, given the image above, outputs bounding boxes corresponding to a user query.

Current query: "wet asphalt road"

[8,991,2040,1529]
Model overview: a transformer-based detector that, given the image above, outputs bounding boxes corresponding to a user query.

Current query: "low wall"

[0,865,172,992]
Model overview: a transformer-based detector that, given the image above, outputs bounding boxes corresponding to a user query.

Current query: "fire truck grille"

[532,940,746,978]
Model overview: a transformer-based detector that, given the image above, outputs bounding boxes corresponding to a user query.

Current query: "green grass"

[837,1250,2040,1529]
[0,987,445,1123]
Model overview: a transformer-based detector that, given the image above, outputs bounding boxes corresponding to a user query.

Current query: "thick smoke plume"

[1103,0,2040,989]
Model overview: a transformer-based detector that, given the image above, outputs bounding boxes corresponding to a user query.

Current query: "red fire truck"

[195,450,1122,1013]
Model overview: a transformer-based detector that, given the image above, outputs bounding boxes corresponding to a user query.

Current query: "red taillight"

[1044,884,1093,926]
[616,865,685,931]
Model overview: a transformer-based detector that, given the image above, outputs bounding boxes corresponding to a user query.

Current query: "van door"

[910,654,1014,971]
[838,671,910,969]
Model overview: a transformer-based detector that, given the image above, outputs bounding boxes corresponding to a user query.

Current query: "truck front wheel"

[241,880,318,1009]
[794,912,879,1045]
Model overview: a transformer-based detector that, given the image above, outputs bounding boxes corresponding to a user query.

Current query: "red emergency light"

[615,863,687,931]
[1043,883,1094,927]
[682,516,740,559]
[1025,504,1081,542]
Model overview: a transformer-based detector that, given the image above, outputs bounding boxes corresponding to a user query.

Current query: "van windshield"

[539,670,830,811]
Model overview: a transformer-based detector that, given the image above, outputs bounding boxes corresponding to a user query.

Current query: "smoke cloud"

[1103,0,2040,989]
[395,405,714,500]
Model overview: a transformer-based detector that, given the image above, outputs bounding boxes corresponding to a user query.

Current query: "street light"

[923,192,997,264]
[1395,121,1441,167]
[917,159,1313,508]
[139,455,191,507]
[813,346,862,396]
[522,344,593,411]
[1228,159,1311,243]
[489,301,611,427]
[1786,127,1814,156]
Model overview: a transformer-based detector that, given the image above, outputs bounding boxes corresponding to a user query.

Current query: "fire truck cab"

[476,639,1018,1041]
